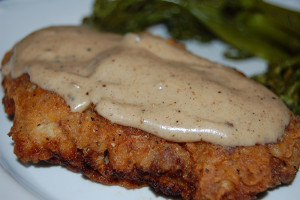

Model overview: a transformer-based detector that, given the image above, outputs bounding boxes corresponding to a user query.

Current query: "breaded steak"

[2,71,300,200]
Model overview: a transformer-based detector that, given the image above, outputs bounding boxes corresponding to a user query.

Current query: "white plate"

[0,0,299,200]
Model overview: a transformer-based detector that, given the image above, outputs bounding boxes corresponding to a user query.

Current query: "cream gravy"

[2,26,291,146]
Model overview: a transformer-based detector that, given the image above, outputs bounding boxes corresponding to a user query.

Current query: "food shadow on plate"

[14,157,296,200]
[256,181,295,200]
[16,159,56,168]
[5,113,14,121]
[256,191,268,200]
[148,187,182,200]
[16,158,181,200]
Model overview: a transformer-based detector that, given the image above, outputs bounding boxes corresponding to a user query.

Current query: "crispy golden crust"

[2,74,300,200]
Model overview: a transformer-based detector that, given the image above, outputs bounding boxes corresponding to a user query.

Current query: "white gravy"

[2,26,291,146]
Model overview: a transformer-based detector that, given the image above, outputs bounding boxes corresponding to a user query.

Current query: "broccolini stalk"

[253,57,300,115]
[83,0,300,62]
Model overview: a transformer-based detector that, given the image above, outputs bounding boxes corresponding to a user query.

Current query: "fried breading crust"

[2,73,300,200]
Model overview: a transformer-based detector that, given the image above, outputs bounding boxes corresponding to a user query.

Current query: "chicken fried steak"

[2,73,300,200]
[1,26,300,200]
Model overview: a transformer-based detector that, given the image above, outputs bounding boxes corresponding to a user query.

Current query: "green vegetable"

[83,0,300,115]
[253,57,300,115]
[83,0,300,62]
